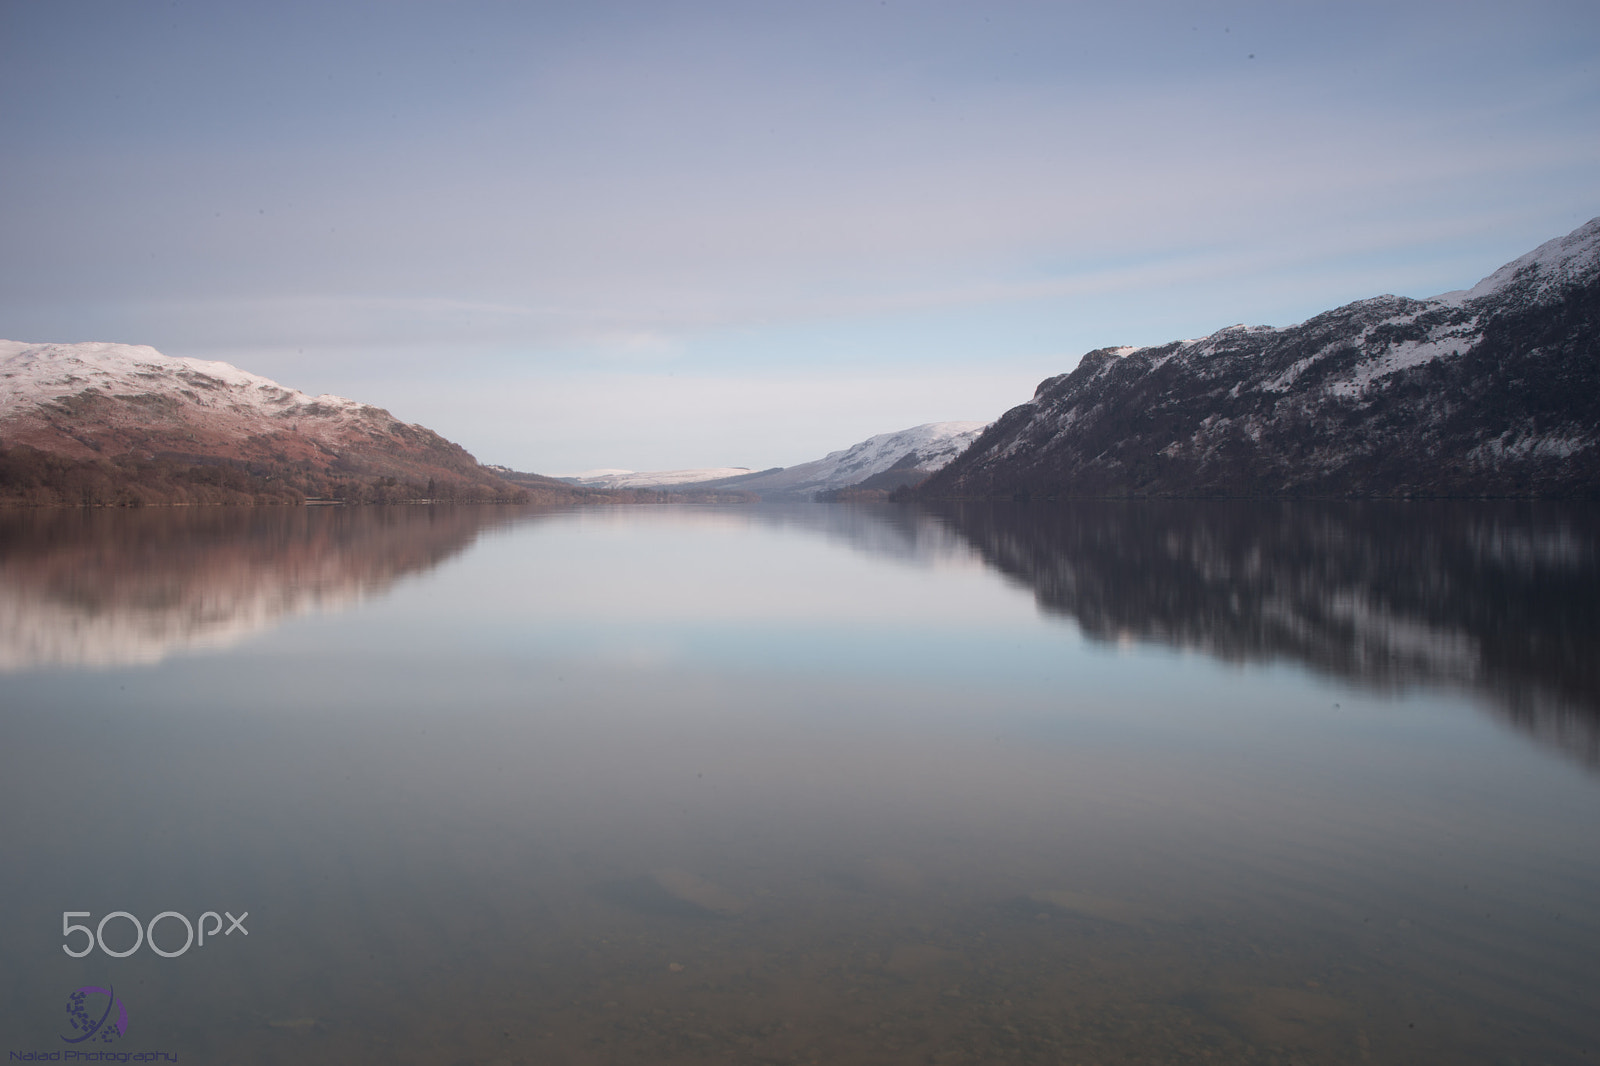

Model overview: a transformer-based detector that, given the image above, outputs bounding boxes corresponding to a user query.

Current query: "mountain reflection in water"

[922,501,1600,769]
[0,505,525,669]
[4,500,1595,768]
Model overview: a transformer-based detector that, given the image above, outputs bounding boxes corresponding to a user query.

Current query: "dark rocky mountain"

[918,218,1600,499]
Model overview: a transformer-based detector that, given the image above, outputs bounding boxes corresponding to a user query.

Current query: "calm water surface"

[1,501,1597,1065]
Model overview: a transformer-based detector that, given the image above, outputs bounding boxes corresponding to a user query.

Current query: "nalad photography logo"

[63,986,127,1045]
[4,986,179,1062]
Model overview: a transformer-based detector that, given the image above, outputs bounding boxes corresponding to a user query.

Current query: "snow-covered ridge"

[0,338,516,490]
[721,420,989,498]
[1072,216,1600,402]
[801,421,988,484]
[565,421,990,498]
[0,340,365,421]
[567,467,756,489]
[1075,216,1600,393]
[1442,216,1600,305]
[924,216,1600,499]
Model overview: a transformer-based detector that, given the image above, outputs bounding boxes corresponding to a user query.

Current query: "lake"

[1,500,1597,1065]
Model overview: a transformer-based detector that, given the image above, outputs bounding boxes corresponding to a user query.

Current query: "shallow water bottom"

[9,661,1592,1066]
[155,855,1582,1066]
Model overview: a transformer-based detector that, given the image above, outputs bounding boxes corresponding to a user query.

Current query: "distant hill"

[0,341,557,505]
[489,465,759,504]
[917,218,1600,499]
[585,421,988,500]
[555,466,762,491]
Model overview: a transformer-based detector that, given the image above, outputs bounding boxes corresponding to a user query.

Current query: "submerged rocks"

[649,868,746,917]
[594,868,746,919]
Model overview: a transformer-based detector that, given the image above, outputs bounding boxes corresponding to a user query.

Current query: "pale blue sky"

[3,1,1597,473]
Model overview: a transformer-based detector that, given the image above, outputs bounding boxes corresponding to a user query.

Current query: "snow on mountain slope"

[801,421,988,484]
[566,467,756,489]
[2,340,365,445]
[711,421,990,498]
[1446,216,1600,305]
[563,422,989,499]
[1022,217,1600,413]
[0,340,499,484]
[921,217,1600,499]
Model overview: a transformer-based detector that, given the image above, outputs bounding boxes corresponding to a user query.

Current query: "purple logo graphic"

[62,985,128,1044]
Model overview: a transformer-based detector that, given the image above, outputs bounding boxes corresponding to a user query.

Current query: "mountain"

[0,340,553,504]
[918,218,1600,499]
[561,421,987,499]
[560,466,761,490]
[648,421,989,499]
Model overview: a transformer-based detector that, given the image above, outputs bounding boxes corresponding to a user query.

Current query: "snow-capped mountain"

[564,467,758,490]
[563,421,988,499]
[0,340,522,496]
[921,218,1600,499]
[687,421,989,499]
[777,421,989,492]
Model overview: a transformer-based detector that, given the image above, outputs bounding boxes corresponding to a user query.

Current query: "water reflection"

[0,505,526,669]
[920,501,1600,768]
[741,502,978,569]
[6,500,1596,767]
[2,501,1597,1065]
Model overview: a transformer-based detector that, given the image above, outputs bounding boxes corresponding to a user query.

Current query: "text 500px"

[62,910,248,958]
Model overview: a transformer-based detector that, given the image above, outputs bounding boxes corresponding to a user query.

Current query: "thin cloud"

[2,2,1596,469]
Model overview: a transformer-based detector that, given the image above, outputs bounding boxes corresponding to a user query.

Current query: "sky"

[2,1,1597,474]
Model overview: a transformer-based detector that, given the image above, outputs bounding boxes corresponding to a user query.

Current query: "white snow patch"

[570,423,989,494]
[567,467,755,489]
[665,421,992,497]
[1346,337,1464,386]
[757,421,991,493]
[1469,432,1592,462]
[1261,355,1319,393]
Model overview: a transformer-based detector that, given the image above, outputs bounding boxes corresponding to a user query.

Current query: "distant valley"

[558,421,989,500]
[0,339,987,507]
[4,218,1596,506]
